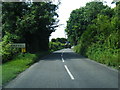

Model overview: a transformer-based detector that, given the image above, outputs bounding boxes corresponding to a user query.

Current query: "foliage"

[49,38,66,51]
[67,1,119,68]
[1,53,37,84]
[51,38,67,43]
[2,2,59,62]
[65,2,107,45]
[0,32,20,63]
[1,51,49,85]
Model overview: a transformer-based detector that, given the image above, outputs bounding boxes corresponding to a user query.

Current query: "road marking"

[61,51,64,62]
[64,65,75,80]
[62,58,64,62]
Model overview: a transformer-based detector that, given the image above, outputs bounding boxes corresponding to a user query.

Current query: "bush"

[49,41,65,52]
[0,32,20,63]
[74,30,119,68]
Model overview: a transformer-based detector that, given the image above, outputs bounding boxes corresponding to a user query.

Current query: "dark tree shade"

[2,2,59,53]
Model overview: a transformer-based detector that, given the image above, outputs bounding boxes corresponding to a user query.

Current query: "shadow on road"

[41,49,86,61]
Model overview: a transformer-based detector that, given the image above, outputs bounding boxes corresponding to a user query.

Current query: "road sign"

[22,48,26,53]
[10,43,26,53]
[10,43,25,48]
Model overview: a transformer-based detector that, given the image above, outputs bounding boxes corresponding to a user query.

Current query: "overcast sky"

[49,0,116,40]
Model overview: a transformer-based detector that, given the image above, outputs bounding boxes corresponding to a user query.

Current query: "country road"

[4,49,118,88]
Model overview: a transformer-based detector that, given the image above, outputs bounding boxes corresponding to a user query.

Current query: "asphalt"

[4,49,119,88]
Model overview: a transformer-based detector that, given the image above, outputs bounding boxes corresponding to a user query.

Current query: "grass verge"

[73,45,119,70]
[1,51,50,86]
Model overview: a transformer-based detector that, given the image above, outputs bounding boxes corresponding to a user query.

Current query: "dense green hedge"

[67,1,120,69]
[0,32,20,63]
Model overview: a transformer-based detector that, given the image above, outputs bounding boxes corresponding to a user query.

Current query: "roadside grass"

[0,65,2,87]
[1,51,50,86]
[73,45,119,70]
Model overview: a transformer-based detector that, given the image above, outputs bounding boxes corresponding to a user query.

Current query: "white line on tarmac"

[62,58,64,62]
[64,65,75,80]
[61,51,64,62]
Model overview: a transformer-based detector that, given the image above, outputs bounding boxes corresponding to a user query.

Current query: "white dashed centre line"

[64,65,75,80]
[61,51,64,62]
[62,58,64,62]
[61,50,75,80]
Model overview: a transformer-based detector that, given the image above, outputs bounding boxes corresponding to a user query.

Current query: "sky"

[49,0,116,40]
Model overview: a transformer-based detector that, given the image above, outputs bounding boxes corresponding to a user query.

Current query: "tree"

[51,38,56,42]
[65,1,107,45]
[2,2,59,62]
[2,2,59,52]
[66,1,119,67]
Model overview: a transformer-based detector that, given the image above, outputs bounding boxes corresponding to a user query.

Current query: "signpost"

[10,43,26,53]
[21,48,26,53]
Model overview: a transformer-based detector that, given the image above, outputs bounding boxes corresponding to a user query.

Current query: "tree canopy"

[66,1,119,68]
[65,2,109,45]
[2,2,59,62]
[2,2,59,52]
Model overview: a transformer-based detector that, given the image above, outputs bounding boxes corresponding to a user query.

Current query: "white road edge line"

[64,65,75,80]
